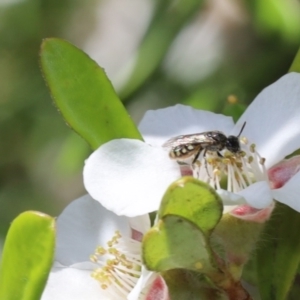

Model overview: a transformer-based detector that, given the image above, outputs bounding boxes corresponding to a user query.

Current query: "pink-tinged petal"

[179,164,193,176]
[138,104,235,147]
[41,266,105,300]
[129,214,151,235]
[271,170,300,212]
[268,155,300,189]
[234,73,300,168]
[56,195,130,265]
[84,139,181,217]
[145,275,169,300]
[131,229,143,242]
[229,203,275,223]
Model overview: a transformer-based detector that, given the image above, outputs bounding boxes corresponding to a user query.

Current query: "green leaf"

[163,269,227,300]
[158,177,223,234]
[143,215,217,273]
[255,203,300,300]
[0,211,55,300]
[40,38,142,150]
[289,47,300,73]
[251,0,300,43]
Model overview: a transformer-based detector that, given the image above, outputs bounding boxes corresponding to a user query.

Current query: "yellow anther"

[213,169,221,176]
[260,157,266,165]
[96,246,106,255]
[90,254,98,262]
[222,158,231,164]
[250,144,256,153]
[240,137,248,145]
[239,151,246,157]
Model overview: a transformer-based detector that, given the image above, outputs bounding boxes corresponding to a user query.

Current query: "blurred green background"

[1,0,300,239]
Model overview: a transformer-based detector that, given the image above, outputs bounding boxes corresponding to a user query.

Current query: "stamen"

[90,231,143,298]
[193,140,268,194]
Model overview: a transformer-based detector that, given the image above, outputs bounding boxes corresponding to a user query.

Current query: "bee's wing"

[162,135,185,148]
[162,133,209,149]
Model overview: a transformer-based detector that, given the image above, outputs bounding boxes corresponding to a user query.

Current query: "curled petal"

[272,170,300,212]
[139,104,234,147]
[230,202,275,223]
[237,181,273,209]
[55,195,130,265]
[235,73,300,168]
[84,139,181,217]
[127,267,156,300]
[218,181,273,210]
[268,155,300,189]
[144,275,169,300]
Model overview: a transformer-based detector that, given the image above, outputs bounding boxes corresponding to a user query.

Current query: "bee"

[163,122,246,165]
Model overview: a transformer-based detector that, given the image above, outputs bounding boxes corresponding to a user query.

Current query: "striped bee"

[163,122,246,164]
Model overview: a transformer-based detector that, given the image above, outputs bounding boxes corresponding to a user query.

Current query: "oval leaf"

[40,38,142,150]
[0,211,55,300]
[158,177,223,234]
[143,215,217,274]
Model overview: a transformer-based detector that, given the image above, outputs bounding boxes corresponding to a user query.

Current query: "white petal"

[127,267,155,300]
[56,195,130,265]
[238,181,273,209]
[41,266,105,300]
[271,170,300,212]
[235,73,300,168]
[138,104,235,146]
[84,139,181,217]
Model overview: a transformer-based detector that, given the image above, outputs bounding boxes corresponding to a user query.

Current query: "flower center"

[192,137,268,193]
[90,231,143,298]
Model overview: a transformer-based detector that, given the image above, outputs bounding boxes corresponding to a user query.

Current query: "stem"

[209,253,253,300]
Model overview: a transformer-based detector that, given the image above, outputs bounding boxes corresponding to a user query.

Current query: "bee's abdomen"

[169,144,201,159]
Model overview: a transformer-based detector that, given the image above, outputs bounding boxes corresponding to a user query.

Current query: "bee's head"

[226,122,246,153]
[225,136,241,153]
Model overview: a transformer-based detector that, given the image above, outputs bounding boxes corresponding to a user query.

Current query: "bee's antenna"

[237,122,246,137]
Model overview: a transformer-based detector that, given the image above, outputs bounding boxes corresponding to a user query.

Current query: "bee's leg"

[203,149,212,179]
[192,148,202,164]
[191,148,202,178]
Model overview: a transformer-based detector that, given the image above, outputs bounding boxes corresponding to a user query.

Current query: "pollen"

[192,139,268,194]
[90,231,143,298]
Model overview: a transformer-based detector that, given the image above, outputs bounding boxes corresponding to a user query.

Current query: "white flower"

[42,195,167,300]
[84,73,300,217]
